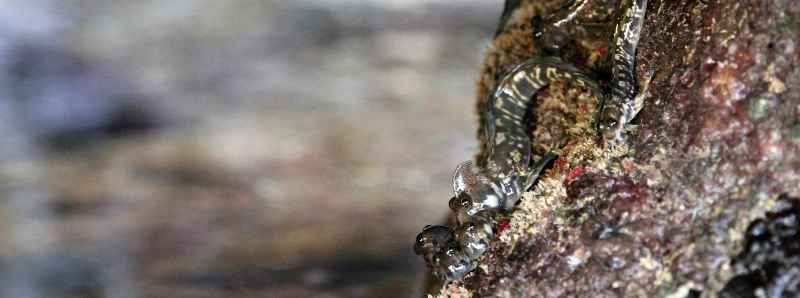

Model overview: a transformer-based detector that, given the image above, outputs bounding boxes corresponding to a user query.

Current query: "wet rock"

[430,0,800,296]
[719,195,800,298]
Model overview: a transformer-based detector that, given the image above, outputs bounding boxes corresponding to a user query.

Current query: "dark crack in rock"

[719,194,800,298]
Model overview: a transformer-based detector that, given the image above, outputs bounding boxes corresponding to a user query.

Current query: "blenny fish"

[415,0,648,280]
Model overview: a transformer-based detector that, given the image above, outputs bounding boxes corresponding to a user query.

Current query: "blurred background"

[0,0,501,297]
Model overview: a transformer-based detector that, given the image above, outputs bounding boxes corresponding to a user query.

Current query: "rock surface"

[429,0,800,296]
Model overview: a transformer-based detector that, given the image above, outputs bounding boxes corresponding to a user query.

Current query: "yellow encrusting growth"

[431,282,473,298]
[499,137,628,248]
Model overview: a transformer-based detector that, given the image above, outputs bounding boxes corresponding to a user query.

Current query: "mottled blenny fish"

[414,0,648,280]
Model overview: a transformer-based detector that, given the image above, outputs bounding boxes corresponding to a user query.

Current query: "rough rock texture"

[718,195,800,297]
[430,0,800,296]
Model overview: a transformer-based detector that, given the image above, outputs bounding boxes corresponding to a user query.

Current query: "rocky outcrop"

[430,0,800,296]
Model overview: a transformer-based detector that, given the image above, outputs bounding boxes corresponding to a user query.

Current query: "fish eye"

[449,193,472,212]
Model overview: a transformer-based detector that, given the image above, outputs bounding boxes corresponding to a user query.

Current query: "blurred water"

[0,1,500,297]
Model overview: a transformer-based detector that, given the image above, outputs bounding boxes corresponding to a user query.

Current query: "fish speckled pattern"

[607,0,648,144]
[415,0,648,281]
